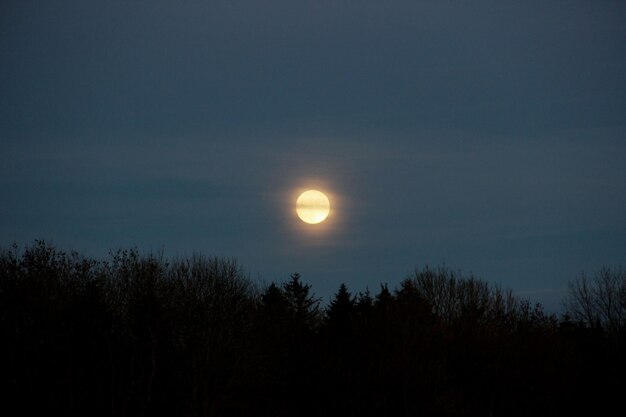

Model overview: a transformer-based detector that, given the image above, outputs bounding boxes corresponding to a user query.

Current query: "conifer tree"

[375,283,393,307]
[283,273,321,330]
[260,282,289,321]
[327,283,355,324]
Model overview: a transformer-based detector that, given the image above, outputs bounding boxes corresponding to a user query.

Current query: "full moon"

[296,190,330,224]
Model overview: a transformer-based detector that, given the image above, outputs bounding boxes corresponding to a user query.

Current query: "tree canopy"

[0,241,623,417]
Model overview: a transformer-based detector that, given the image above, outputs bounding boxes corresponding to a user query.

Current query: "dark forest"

[1,241,624,416]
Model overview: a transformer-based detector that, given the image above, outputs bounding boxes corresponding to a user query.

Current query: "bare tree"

[566,267,626,332]
[409,266,520,324]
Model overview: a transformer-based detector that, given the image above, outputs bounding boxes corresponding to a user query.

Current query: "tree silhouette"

[355,287,373,316]
[1,241,624,417]
[375,283,393,308]
[282,272,321,331]
[566,267,626,333]
[326,283,355,325]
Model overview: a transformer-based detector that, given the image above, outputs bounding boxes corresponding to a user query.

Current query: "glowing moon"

[296,190,330,224]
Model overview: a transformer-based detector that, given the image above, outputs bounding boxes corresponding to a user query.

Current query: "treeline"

[0,241,624,417]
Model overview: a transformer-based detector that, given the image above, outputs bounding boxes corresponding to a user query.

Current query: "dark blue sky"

[2,0,625,311]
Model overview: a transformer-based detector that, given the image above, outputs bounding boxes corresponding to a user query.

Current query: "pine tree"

[375,283,393,307]
[260,282,289,321]
[282,273,321,330]
[356,287,373,314]
[326,283,355,324]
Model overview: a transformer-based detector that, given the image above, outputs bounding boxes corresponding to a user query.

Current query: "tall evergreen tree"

[326,283,355,324]
[260,282,289,321]
[375,283,393,308]
[356,287,373,312]
[282,273,321,329]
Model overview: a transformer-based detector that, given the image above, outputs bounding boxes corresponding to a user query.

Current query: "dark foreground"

[1,241,624,416]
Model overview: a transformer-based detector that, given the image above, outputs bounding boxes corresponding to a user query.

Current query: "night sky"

[2,1,625,311]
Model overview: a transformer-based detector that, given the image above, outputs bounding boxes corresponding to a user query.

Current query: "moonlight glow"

[296,190,330,224]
